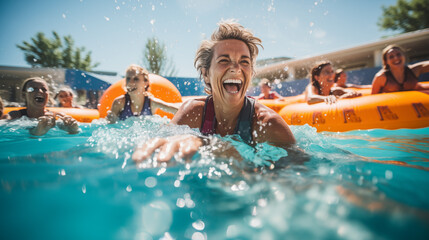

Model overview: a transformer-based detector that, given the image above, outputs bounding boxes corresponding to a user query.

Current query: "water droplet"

[104,16,110,21]
[145,176,157,188]
[62,13,66,19]
[385,170,393,180]
[192,220,205,230]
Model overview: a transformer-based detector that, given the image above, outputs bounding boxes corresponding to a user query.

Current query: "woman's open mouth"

[223,79,242,94]
[34,96,45,103]
[127,87,137,92]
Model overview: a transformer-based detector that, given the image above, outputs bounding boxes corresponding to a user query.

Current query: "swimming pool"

[0,116,428,240]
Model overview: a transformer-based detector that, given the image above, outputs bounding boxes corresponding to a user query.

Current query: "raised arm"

[410,60,429,77]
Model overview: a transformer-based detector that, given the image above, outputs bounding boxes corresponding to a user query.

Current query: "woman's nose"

[229,62,241,73]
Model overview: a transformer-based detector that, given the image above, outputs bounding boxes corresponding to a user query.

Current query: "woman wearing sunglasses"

[106,64,178,123]
[371,45,429,94]
[6,77,79,135]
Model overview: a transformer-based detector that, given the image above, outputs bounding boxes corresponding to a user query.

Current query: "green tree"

[378,0,429,33]
[143,37,177,77]
[17,31,99,71]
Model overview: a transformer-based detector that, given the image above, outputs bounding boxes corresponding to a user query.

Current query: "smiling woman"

[132,20,296,164]
[5,77,79,135]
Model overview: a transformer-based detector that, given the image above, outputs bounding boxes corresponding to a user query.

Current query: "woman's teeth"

[223,79,242,93]
[35,97,45,103]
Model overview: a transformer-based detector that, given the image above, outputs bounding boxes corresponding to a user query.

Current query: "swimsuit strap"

[200,96,255,144]
[200,96,215,135]
[234,96,255,144]
[141,96,152,116]
[119,94,152,120]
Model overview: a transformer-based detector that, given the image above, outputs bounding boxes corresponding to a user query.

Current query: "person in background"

[371,45,429,94]
[0,96,7,119]
[257,78,283,100]
[106,64,179,123]
[54,87,83,108]
[5,77,79,136]
[132,20,296,164]
[304,62,361,104]
[334,69,371,88]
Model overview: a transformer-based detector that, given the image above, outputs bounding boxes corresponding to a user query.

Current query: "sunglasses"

[26,87,48,93]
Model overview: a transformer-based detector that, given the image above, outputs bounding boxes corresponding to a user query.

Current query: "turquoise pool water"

[0,116,428,240]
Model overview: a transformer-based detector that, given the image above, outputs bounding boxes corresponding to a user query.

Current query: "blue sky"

[0,0,398,77]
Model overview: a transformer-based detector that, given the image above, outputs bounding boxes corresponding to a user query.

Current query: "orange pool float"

[279,90,429,132]
[98,74,182,119]
[3,107,99,123]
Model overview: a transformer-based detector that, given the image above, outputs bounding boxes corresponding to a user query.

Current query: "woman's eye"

[219,59,229,63]
[241,60,250,65]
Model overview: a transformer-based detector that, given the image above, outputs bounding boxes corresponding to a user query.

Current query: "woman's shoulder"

[172,97,206,126]
[253,101,282,123]
[7,109,25,120]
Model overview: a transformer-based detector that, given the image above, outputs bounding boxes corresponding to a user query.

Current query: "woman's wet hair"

[310,61,331,94]
[194,19,263,94]
[126,64,150,91]
[382,44,405,70]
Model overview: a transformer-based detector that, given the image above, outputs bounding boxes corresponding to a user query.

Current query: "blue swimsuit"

[119,94,152,120]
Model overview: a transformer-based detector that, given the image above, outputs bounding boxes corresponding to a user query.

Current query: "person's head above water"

[382,44,406,70]
[55,87,75,108]
[194,19,263,95]
[21,77,50,108]
[125,64,150,93]
[310,61,334,94]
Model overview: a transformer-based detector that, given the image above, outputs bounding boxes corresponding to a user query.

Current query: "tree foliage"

[143,37,177,77]
[378,0,429,33]
[16,31,99,71]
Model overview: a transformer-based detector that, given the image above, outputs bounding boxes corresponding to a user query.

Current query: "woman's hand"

[324,95,338,104]
[340,90,362,99]
[57,115,79,134]
[132,134,204,164]
[30,114,56,136]
[106,110,118,124]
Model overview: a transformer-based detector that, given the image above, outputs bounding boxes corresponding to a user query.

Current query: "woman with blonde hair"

[133,20,295,163]
[6,77,79,135]
[107,64,178,123]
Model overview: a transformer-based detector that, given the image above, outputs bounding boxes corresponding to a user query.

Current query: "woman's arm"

[253,103,295,147]
[305,85,337,104]
[106,97,125,124]
[371,73,386,94]
[410,60,429,77]
[149,96,181,115]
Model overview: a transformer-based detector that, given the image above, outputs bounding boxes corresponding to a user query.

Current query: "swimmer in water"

[54,87,83,108]
[304,62,361,104]
[5,77,79,136]
[371,45,429,94]
[107,64,179,123]
[257,78,283,100]
[132,20,296,164]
